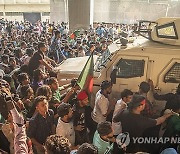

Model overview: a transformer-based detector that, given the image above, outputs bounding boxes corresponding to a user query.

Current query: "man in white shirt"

[6,98,29,154]
[112,89,133,135]
[92,80,112,124]
[56,103,75,146]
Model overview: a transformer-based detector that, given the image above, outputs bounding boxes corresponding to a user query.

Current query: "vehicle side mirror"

[110,67,117,84]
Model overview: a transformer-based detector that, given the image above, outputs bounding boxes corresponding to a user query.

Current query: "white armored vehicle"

[56,17,180,104]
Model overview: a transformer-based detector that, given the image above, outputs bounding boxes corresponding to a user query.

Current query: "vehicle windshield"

[94,49,111,72]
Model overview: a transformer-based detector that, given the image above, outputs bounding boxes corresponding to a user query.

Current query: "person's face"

[66,108,73,121]
[124,95,133,103]
[40,46,47,53]
[22,76,30,85]
[9,59,16,67]
[3,58,9,64]
[23,43,27,49]
[57,33,61,38]
[51,79,59,91]
[27,87,34,100]
[36,99,49,115]
[106,86,112,95]
[104,127,114,140]
[141,103,146,111]
[80,97,89,107]
[139,100,146,111]
[16,99,25,110]
[4,40,7,46]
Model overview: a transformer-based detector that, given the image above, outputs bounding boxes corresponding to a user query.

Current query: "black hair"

[71,78,77,87]
[26,48,34,57]
[20,41,26,47]
[139,81,150,93]
[3,48,11,55]
[48,70,58,78]
[3,74,12,84]
[121,89,133,99]
[55,30,60,37]
[101,80,112,91]
[97,121,112,136]
[1,54,9,62]
[89,44,95,50]
[21,85,32,99]
[33,69,42,82]
[14,48,22,58]
[77,143,98,154]
[20,64,29,73]
[9,56,15,61]
[46,77,57,85]
[36,85,52,101]
[57,103,71,118]
[128,94,145,110]
[17,73,29,84]
[45,135,70,154]
[38,42,45,50]
[34,95,47,107]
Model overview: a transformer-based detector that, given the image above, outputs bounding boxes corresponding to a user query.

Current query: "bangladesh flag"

[77,53,94,95]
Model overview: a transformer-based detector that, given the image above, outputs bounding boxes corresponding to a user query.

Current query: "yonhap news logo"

[116,132,180,148]
[116,132,130,148]
[132,136,180,144]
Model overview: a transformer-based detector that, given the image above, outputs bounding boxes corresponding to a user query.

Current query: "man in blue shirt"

[93,121,115,154]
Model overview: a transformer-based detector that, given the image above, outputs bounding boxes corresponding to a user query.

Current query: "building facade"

[0,0,50,22]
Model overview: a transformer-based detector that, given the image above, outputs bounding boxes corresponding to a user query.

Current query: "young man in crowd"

[28,42,53,78]
[50,30,66,62]
[6,96,29,154]
[138,81,153,117]
[113,94,173,153]
[73,91,90,145]
[56,103,75,146]
[93,121,115,154]
[112,89,133,135]
[28,96,55,154]
[46,77,71,111]
[16,73,30,97]
[92,80,113,125]
[149,79,180,111]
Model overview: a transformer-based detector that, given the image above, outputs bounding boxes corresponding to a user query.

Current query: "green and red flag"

[77,53,94,96]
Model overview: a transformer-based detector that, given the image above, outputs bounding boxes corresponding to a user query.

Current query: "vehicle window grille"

[116,59,145,78]
[164,62,180,83]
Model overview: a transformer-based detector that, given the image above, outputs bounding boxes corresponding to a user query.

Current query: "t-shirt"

[93,131,113,154]
[73,103,86,127]
[92,90,109,123]
[112,99,127,135]
[113,110,156,153]
[56,118,75,146]
[114,110,156,138]
[51,86,64,103]
[28,109,54,144]
[113,99,127,117]
[73,102,89,145]
[28,51,44,77]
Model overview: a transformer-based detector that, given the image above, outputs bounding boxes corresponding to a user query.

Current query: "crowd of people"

[0,19,179,154]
